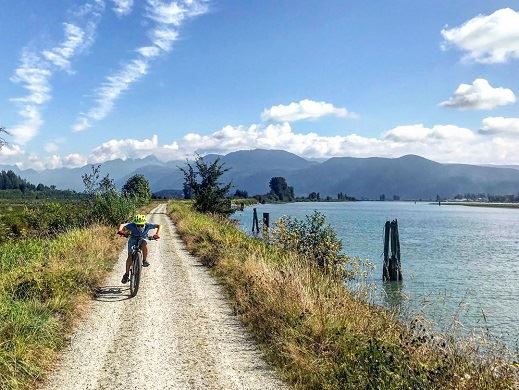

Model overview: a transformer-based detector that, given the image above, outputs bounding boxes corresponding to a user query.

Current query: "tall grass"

[168,201,518,389]
[0,226,120,389]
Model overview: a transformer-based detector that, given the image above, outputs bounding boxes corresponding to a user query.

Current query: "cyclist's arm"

[117,223,129,234]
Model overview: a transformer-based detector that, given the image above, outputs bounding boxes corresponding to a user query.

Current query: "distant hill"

[4,150,519,199]
[1,155,168,192]
[285,155,519,199]
[114,149,315,194]
[483,164,519,171]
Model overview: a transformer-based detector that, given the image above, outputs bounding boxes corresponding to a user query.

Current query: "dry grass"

[0,226,120,389]
[168,201,518,390]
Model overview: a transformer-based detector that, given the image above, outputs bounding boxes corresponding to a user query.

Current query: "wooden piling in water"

[262,212,270,229]
[252,208,260,235]
[383,219,403,282]
[262,212,270,240]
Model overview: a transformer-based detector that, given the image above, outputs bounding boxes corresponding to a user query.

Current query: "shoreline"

[440,202,519,209]
[168,201,518,388]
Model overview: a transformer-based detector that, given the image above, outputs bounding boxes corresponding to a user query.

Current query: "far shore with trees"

[252,176,357,204]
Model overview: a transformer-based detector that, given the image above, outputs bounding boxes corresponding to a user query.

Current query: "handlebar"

[117,232,160,240]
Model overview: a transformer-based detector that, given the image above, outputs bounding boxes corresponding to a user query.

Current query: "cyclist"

[117,214,161,284]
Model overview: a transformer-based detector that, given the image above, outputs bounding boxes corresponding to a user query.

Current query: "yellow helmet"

[133,214,147,225]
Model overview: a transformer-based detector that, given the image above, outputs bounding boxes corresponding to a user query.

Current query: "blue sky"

[1,0,519,169]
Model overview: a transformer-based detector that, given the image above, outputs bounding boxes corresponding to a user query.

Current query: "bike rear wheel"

[129,251,142,297]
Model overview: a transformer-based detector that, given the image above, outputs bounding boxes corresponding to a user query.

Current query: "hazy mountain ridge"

[3,150,519,199]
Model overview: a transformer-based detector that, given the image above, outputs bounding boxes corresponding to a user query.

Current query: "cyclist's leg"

[140,240,148,261]
[122,239,135,283]
[126,239,135,273]
[125,253,132,274]
[140,240,150,267]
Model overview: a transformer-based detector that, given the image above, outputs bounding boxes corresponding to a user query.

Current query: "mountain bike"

[129,236,158,297]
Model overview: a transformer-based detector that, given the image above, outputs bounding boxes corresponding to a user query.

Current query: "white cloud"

[46,155,64,170]
[440,79,516,110]
[73,0,208,132]
[180,123,479,161]
[9,1,104,143]
[63,153,88,167]
[73,59,150,132]
[16,152,88,170]
[441,8,519,64]
[15,116,519,169]
[480,117,519,136]
[112,0,134,16]
[44,142,59,153]
[42,23,86,71]
[89,134,159,162]
[0,144,25,159]
[383,124,475,143]
[261,99,349,122]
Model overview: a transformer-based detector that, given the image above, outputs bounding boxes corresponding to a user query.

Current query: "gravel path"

[43,204,285,390]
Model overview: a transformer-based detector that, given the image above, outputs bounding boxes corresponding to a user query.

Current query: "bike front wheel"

[129,251,143,297]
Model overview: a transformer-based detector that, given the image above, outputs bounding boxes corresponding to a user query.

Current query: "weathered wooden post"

[383,221,391,281]
[262,212,270,228]
[383,219,403,282]
[252,208,260,235]
[262,212,270,240]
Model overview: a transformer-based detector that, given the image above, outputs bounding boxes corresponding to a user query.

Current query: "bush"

[0,202,93,241]
[272,211,363,276]
[92,191,136,226]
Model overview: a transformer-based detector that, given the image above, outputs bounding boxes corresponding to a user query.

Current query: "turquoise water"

[234,202,519,349]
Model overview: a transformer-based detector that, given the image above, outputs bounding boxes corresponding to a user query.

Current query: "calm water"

[234,202,519,348]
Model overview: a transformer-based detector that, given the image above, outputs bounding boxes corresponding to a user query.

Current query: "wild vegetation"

[168,201,517,389]
[0,226,120,389]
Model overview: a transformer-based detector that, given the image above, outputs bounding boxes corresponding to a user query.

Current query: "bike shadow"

[93,285,132,302]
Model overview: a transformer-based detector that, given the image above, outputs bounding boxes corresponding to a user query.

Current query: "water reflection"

[382,281,405,311]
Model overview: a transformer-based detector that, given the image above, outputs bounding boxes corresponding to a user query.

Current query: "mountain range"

[2,150,519,199]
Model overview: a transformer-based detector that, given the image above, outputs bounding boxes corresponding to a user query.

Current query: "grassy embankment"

[168,201,518,390]
[0,200,160,389]
[0,226,120,389]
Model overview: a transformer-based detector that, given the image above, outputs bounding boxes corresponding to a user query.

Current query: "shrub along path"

[43,204,284,390]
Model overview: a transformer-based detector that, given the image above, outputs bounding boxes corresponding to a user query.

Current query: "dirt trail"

[43,204,285,390]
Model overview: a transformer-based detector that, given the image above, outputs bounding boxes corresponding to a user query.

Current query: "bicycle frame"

[129,236,156,297]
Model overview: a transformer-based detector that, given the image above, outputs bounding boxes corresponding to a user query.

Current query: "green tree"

[308,192,319,201]
[233,189,248,198]
[122,174,151,205]
[269,177,294,201]
[82,165,115,196]
[180,155,232,215]
[182,174,194,199]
